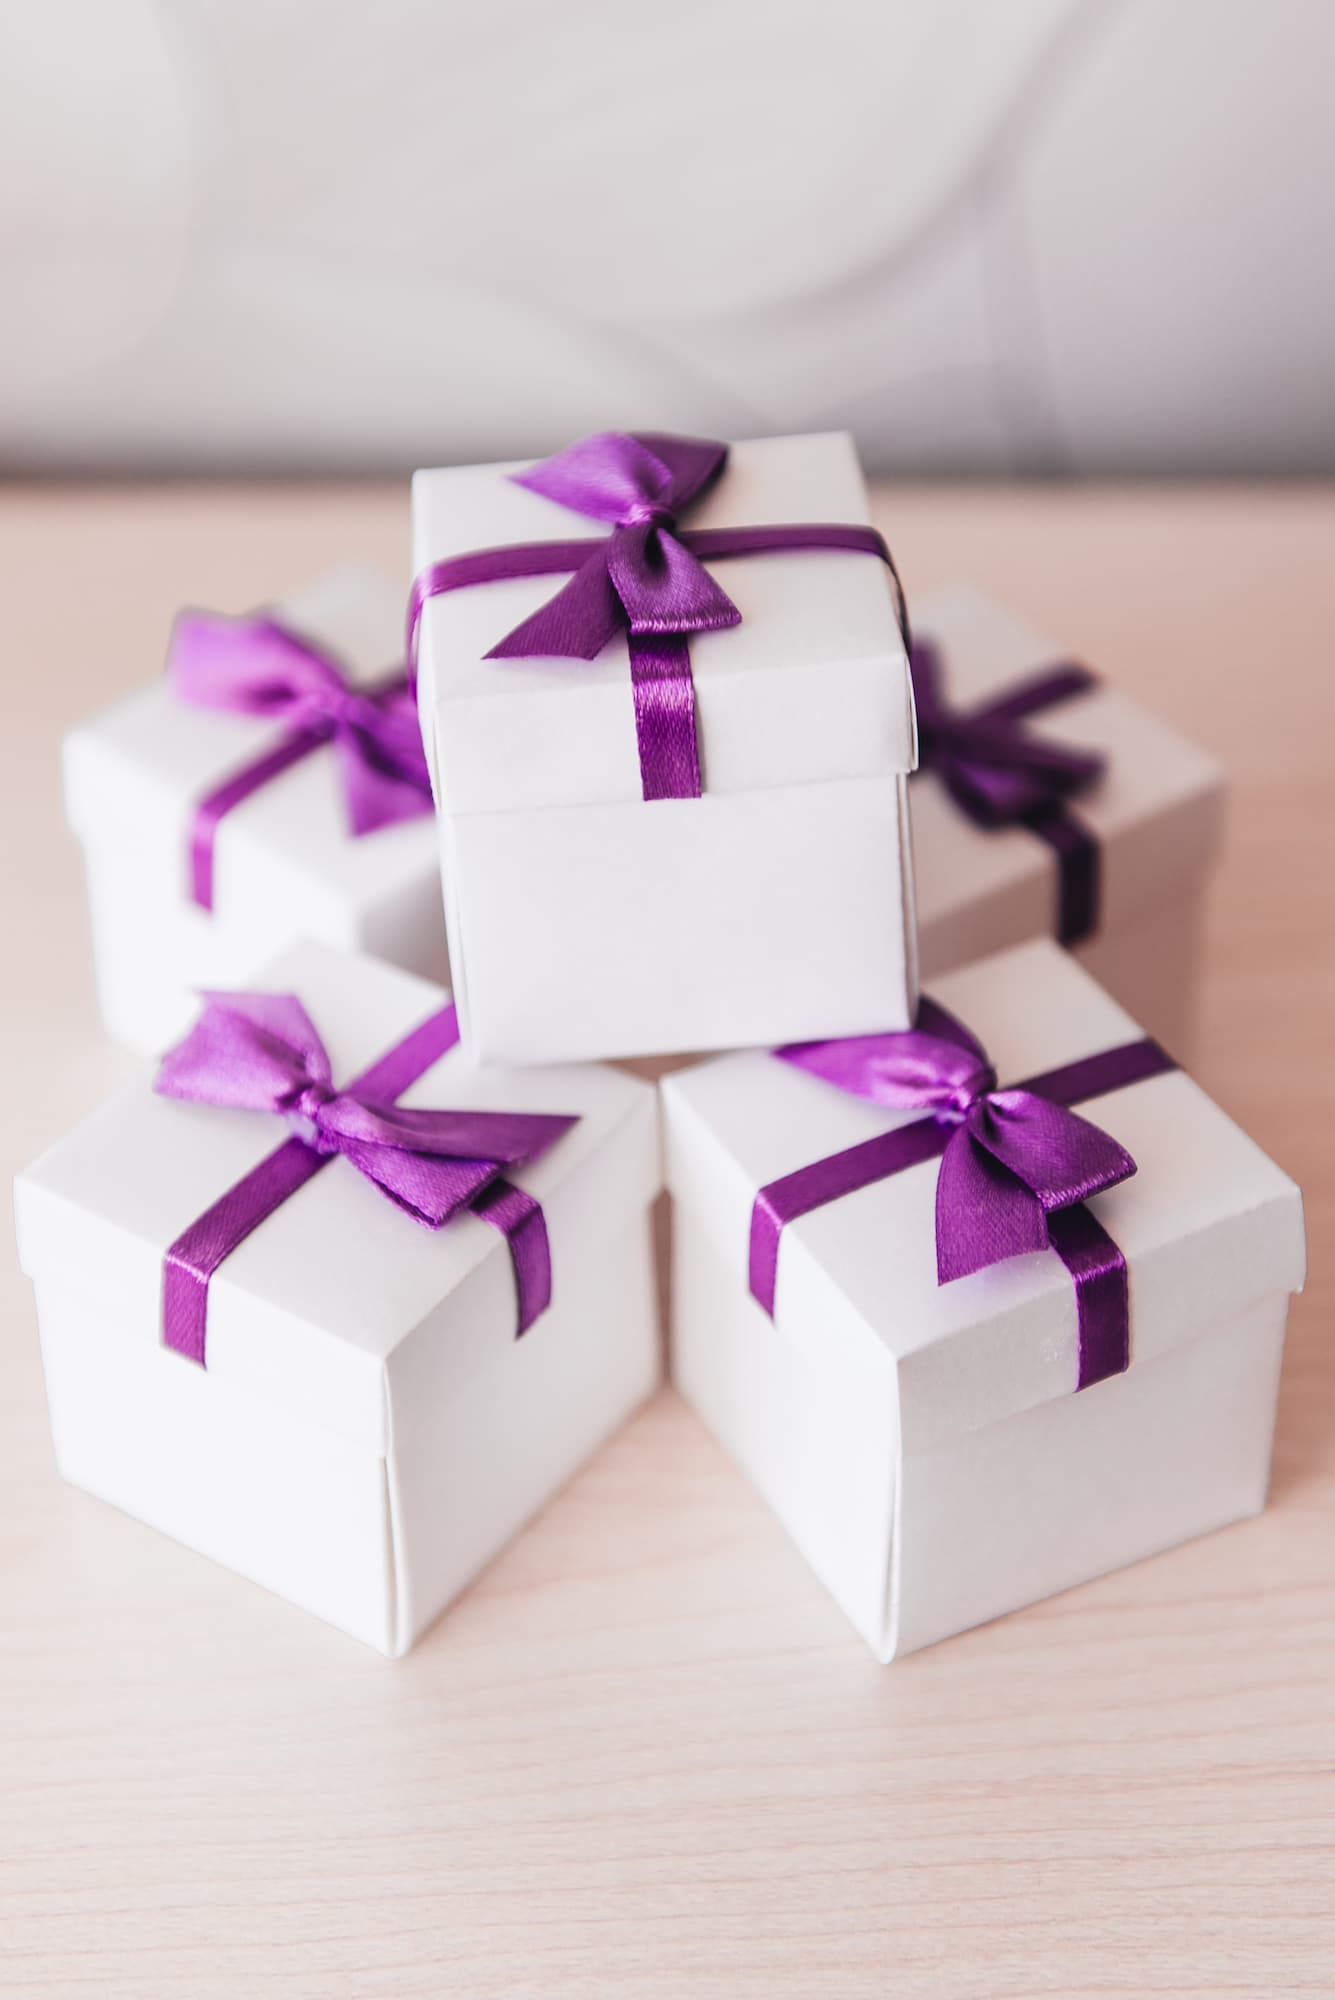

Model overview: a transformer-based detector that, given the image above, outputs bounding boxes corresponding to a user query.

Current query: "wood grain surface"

[1,481,1331,1999]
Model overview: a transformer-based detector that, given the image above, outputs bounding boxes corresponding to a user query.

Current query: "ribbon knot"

[169,609,433,910]
[281,1079,340,1150]
[941,1066,998,1122]
[778,997,1137,1286]
[622,497,676,532]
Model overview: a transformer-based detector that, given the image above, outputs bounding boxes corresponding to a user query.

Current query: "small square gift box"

[63,566,447,1057]
[664,939,1305,1661]
[14,943,661,1654]
[910,586,1227,1053]
[410,430,918,1065]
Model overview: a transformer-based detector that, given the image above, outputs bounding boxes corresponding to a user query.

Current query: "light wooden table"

[2,482,1331,2000]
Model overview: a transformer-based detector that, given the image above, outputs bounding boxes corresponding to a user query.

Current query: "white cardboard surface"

[63,567,448,1054]
[412,432,916,814]
[16,942,663,1653]
[912,586,1227,980]
[443,773,918,1066]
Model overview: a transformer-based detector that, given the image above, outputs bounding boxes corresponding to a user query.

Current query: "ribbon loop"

[158,991,332,1113]
[510,429,725,527]
[778,996,995,1119]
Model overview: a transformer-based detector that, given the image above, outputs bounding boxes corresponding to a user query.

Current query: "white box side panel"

[671,1208,898,1655]
[889,1292,1289,1660]
[449,774,915,1066]
[33,1273,397,1654]
[387,1206,662,1654]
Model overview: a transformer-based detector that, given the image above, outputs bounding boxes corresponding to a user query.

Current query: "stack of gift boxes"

[16,431,1306,1661]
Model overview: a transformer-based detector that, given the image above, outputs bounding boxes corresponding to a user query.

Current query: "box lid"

[62,567,437,929]
[663,939,1305,1453]
[15,943,659,1458]
[911,587,1227,963]
[411,432,916,814]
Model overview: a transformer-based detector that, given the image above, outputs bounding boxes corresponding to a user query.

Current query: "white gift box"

[14,942,661,1655]
[664,939,1305,1660]
[412,432,918,1065]
[64,567,448,1057]
[912,586,1227,1053]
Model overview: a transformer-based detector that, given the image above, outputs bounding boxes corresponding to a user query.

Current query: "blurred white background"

[1,0,1330,475]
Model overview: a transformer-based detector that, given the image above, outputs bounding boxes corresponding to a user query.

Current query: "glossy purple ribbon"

[910,634,1106,945]
[407,430,909,803]
[170,611,433,911]
[154,992,576,1366]
[749,998,1177,1390]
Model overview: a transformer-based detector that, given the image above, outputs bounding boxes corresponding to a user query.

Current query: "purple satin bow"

[155,991,576,1365]
[910,634,1106,945]
[170,611,433,911]
[750,998,1177,1390]
[407,429,909,804]
[492,432,742,659]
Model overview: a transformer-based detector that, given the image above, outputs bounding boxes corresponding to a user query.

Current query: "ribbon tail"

[935,1128,1050,1283]
[486,551,624,660]
[339,1140,503,1227]
[333,725,433,837]
[610,525,740,638]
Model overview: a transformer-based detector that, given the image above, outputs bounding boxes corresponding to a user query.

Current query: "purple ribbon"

[155,992,576,1366]
[169,611,433,911]
[910,634,1106,945]
[749,998,1177,1390]
[407,430,909,803]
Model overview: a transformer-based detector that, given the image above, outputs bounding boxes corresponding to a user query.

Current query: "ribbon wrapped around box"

[156,989,576,1364]
[62,568,450,1057]
[663,938,1305,1661]
[169,610,432,911]
[407,427,909,802]
[910,633,1104,945]
[15,942,663,1654]
[751,998,1175,1390]
[908,587,1228,1054]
